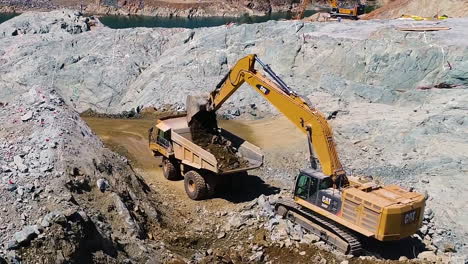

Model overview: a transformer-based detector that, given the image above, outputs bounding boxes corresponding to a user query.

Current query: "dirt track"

[81,115,296,205]
[81,116,335,262]
[81,116,433,263]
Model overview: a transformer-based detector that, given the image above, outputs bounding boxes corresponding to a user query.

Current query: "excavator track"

[275,198,362,256]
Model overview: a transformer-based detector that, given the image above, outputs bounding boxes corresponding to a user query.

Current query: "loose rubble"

[215,193,463,263]
[0,88,171,263]
[0,9,467,263]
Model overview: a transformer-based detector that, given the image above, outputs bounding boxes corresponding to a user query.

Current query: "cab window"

[319,177,333,190]
[295,174,310,199]
[157,129,171,148]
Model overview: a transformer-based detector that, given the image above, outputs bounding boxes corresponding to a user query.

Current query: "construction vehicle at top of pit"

[185,54,426,256]
[295,0,365,20]
[148,114,263,200]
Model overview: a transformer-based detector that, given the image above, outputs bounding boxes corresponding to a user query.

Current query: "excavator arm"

[187,54,347,185]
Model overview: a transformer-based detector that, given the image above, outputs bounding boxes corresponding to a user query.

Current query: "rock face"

[364,0,468,19]
[1,11,467,114]
[0,0,296,17]
[1,10,468,260]
[0,10,100,37]
[0,88,167,262]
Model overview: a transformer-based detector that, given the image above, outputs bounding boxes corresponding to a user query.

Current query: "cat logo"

[404,210,417,224]
[256,85,270,95]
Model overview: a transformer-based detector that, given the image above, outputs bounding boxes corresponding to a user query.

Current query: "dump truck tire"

[162,158,180,181]
[184,170,207,200]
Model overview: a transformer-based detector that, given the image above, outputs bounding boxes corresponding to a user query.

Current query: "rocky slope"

[0,0,297,17]
[363,0,468,19]
[1,10,467,262]
[0,87,178,263]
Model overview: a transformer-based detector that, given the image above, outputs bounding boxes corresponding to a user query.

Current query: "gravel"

[0,88,166,263]
[0,9,467,261]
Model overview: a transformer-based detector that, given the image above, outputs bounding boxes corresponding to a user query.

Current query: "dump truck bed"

[157,116,263,174]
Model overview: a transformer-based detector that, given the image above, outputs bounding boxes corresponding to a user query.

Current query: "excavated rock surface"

[1,10,467,260]
[363,0,468,19]
[0,10,100,36]
[0,0,296,17]
[0,88,171,263]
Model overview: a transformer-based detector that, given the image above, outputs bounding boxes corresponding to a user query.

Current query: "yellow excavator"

[187,54,425,255]
[295,0,365,20]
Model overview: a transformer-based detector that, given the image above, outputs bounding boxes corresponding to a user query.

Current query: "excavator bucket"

[186,93,211,125]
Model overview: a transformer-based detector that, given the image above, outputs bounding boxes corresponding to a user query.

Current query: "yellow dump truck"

[149,114,263,200]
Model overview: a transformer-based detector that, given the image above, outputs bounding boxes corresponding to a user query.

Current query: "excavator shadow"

[362,236,428,260]
[214,174,280,203]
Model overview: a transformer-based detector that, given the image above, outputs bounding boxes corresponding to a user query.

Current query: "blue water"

[0,10,319,29]
[0,13,19,24]
[98,10,318,29]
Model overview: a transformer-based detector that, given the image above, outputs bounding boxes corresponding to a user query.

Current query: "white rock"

[13,225,37,244]
[13,155,28,173]
[301,233,320,244]
[21,111,33,121]
[417,251,437,262]
[419,225,428,235]
[96,178,109,192]
[249,251,263,262]
[217,232,226,239]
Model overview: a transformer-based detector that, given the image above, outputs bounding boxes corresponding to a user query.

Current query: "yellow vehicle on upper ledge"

[187,54,426,255]
[295,0,365,20]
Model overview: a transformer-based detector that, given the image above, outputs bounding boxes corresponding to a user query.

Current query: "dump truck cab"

[149,121,173,157]
[149,114,194,158]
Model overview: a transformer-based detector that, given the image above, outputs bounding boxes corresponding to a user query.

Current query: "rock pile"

[223,193,462,263]
[0,10,100,37]
[0,88,170,263]
[228,194,333,251]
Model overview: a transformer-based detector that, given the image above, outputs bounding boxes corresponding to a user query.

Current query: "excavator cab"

[294,169,342,215]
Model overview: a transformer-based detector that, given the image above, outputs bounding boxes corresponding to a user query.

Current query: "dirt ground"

[81,116,323,263]
[81,115,431,263]
[81,116,292,211]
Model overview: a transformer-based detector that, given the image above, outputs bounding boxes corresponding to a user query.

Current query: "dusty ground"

[80,115,449,263]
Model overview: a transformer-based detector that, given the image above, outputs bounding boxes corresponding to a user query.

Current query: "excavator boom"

[187,54,346,183]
